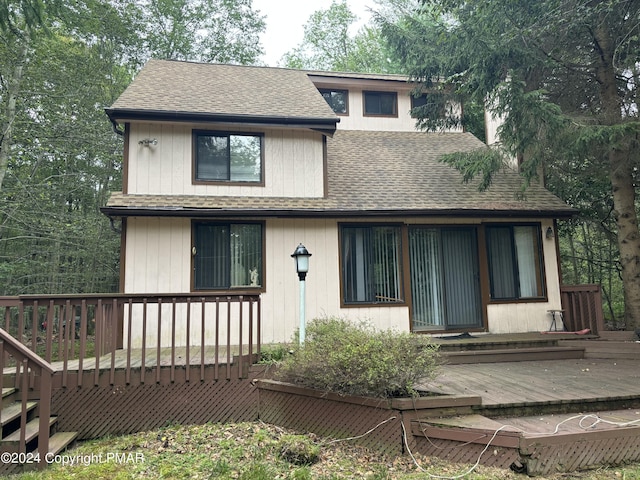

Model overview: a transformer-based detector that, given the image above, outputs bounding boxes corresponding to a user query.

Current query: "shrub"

[258,343,292,364]
[275,317,440,398]
[277,434,320,465]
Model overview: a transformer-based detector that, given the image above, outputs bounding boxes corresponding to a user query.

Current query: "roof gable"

[106,59,338,129]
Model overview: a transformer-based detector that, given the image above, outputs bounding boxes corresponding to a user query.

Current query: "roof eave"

[104,108,339,133]
[101,205,578,219]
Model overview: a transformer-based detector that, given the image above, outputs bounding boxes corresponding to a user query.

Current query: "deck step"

[0,401,37,427]
[412,414,523,448]
[48,431,79,456]
[443,346,585,364]
[559,339,640,359]
[1,388,15,399]
[412,408,640,475]
[1,417,57,445]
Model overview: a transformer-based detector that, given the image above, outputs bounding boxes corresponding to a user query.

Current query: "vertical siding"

[125,217,191,293]
[127,124,324,198]
[123,216,565,344]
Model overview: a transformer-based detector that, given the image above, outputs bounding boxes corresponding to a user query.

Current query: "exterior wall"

[127,123,325,198]
[337,86,420,132]
[123,216,562,345]
[310,78,462,133]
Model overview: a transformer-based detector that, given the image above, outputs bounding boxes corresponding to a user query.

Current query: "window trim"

[363,90,398,117]
[410,94,429,118]
[485,223,547,303]
[338,223,406,308]
[192,130,265,186]
[318,88,349,115]
[191,220,266,293]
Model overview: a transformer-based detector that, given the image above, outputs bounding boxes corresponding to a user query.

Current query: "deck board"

[422,358,640,407]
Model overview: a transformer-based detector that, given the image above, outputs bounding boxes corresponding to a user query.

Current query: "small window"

[410,94,429,118]
[341,225,403,304]
[411,94,429,109]
[364,91,397,116]
[194,131,262,183]
[319,88,348,114]
[193,222,262,290]
[486,225,545,300]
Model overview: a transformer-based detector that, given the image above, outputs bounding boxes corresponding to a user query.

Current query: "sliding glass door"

[409,227,482,331]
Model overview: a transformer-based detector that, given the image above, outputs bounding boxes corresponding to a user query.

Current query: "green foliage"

[258,343,291,364]
[276,317,440,398]
[141,0,266,63]
[380,0,640,326]
[281,0,402,73]
[439,147,509,191]
[278,434,320,466]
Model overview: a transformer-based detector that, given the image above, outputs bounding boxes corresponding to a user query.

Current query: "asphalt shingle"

[108,59,337,121]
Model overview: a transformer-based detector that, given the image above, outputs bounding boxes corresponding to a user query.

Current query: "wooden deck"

[412,335,640,475]
[49,346,240,372]
[422,357,640,412]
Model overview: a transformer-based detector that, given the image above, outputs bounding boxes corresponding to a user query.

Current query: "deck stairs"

[0,386,78,473]
[414,332,640,475]
[435,332,594,364]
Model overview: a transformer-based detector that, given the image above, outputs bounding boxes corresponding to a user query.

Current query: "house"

[102,59,575,346]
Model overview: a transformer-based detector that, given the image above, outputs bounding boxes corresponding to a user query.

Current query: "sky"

[252,0,376,66]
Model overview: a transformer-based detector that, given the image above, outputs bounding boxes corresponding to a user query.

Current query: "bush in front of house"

[275,317,440,398]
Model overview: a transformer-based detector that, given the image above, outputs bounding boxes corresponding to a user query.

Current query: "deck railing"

[0,327,53,468]
[560,284,605,334]
[0,293,261,388]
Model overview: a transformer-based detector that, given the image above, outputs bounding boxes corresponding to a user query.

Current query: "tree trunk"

[0,39,30,190]
[594,23,640,329]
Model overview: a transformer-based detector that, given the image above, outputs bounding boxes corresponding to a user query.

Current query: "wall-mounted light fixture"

[138,138,158,147]
[546,226,554,239]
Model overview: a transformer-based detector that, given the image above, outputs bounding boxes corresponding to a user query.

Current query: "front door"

[409,227,482,331]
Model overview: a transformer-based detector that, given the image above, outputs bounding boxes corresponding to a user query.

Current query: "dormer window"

[364,91,397,116]
[319,88,348,114]
[193,131,263,183]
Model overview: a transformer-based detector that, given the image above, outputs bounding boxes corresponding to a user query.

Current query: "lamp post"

[291,243,311,344]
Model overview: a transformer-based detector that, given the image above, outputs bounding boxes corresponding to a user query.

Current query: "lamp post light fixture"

[291,243,312,344]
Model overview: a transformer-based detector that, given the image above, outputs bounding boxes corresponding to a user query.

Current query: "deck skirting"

[50,363,263,440]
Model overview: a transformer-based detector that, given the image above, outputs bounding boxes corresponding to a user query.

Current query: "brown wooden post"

[31,300,38,353]
[185,297,191,382]
[37,370,52,469]
[141,298,147,384]
[19,358,28,453]
[238,296,244,378]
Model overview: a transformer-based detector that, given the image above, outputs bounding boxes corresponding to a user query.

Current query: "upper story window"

[319,88,348,114]
[363,91,397,117]
[486,224,546,300]
[411,94,429,109]
[194,130,263,183]
[410,94,429,118]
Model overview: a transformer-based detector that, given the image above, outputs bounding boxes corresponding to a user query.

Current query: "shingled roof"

[103,130,575,218]
[105,59,338,130]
